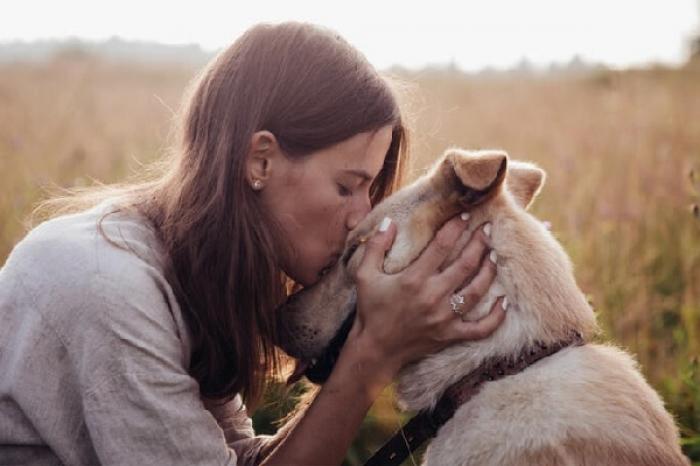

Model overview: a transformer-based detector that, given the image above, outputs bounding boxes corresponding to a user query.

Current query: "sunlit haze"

[2,0,699,70]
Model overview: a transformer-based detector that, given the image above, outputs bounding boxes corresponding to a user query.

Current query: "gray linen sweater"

[0,202,270,465]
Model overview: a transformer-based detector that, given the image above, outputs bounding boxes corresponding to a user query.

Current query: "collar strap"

[363,331,585,466]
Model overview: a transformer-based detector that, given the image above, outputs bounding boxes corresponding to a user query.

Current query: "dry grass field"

[1,55,698,463]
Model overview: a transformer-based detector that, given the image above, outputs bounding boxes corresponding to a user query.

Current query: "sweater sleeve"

[204,398,278,465]
[61,260,278,466]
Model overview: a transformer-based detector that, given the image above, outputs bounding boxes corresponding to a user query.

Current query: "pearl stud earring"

[252,179,263,190]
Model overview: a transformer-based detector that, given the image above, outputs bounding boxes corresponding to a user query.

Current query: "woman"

[0,22,505,465]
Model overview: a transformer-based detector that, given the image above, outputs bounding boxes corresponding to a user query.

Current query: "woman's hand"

[348,214,506,383]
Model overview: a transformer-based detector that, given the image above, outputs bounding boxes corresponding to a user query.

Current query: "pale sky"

[2,0,699,70]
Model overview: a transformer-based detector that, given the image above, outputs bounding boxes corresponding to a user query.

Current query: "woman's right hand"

[347,214,507,385]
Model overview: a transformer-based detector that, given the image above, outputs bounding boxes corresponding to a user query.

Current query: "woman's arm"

[261,216,505,465]
[259,332,392,466]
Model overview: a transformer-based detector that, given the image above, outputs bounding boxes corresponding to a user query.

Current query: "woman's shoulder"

[1,202,187,352]
[4,201,163,284]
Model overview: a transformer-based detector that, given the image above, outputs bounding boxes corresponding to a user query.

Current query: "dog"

[276,148,689,465]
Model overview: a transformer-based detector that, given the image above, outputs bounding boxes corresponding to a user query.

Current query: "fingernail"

[460,212,470,221]
[379,217,392,232]
[483,222,492,237]
[489,250,497,264]
[502,296,509,311]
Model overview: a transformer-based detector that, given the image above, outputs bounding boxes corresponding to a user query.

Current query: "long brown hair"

[37,22,409,407]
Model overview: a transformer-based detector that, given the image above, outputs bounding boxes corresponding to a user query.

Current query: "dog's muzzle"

[299,309,356,384]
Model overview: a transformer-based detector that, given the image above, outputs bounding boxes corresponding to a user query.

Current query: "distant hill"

[0,37,655,76]
[0,37,213,65]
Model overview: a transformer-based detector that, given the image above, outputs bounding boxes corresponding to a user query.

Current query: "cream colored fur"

[277,148,689,466]
[395,151,688,465]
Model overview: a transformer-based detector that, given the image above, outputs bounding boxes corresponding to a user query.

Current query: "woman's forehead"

[319,126,393,175]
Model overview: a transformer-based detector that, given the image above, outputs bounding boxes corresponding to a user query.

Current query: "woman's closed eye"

[337,183,354,197]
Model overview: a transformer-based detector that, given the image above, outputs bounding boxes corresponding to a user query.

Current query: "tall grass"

[396,65,700,462]
[1,56,698,462]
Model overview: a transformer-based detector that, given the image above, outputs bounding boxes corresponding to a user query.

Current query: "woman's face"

[261,125,393,287]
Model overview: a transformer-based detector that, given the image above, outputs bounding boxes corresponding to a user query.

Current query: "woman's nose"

[346,197,372,230]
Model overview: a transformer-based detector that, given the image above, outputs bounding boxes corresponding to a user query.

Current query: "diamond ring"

[450,293,465,315]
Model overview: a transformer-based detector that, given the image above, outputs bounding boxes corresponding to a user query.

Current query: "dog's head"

[276,148,545,383]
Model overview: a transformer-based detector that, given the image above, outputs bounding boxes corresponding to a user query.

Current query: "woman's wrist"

[333,323,400,401]
[261,327,390,465]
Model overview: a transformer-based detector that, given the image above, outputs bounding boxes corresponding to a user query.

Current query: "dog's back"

[423,344,687,465]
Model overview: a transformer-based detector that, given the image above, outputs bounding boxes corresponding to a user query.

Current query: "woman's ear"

[246,130,281,190]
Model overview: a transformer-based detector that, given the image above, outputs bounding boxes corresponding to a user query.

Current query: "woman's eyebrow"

[341,169,373,181]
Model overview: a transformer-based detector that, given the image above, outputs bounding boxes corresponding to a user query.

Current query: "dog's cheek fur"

[384,203,445,273]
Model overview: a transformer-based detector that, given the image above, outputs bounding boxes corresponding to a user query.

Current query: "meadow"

[1,54,698,463]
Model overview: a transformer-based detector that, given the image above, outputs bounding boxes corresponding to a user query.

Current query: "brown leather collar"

[363,331,585,466]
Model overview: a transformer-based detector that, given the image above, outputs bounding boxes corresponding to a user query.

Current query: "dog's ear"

[506,161,546,209]
[445,149,508,206]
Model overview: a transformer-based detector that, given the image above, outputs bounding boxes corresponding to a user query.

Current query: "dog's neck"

[396,195,598,412]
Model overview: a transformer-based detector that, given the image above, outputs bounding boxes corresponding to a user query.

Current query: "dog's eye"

[342,244,358,265]
[342,241,361,266]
